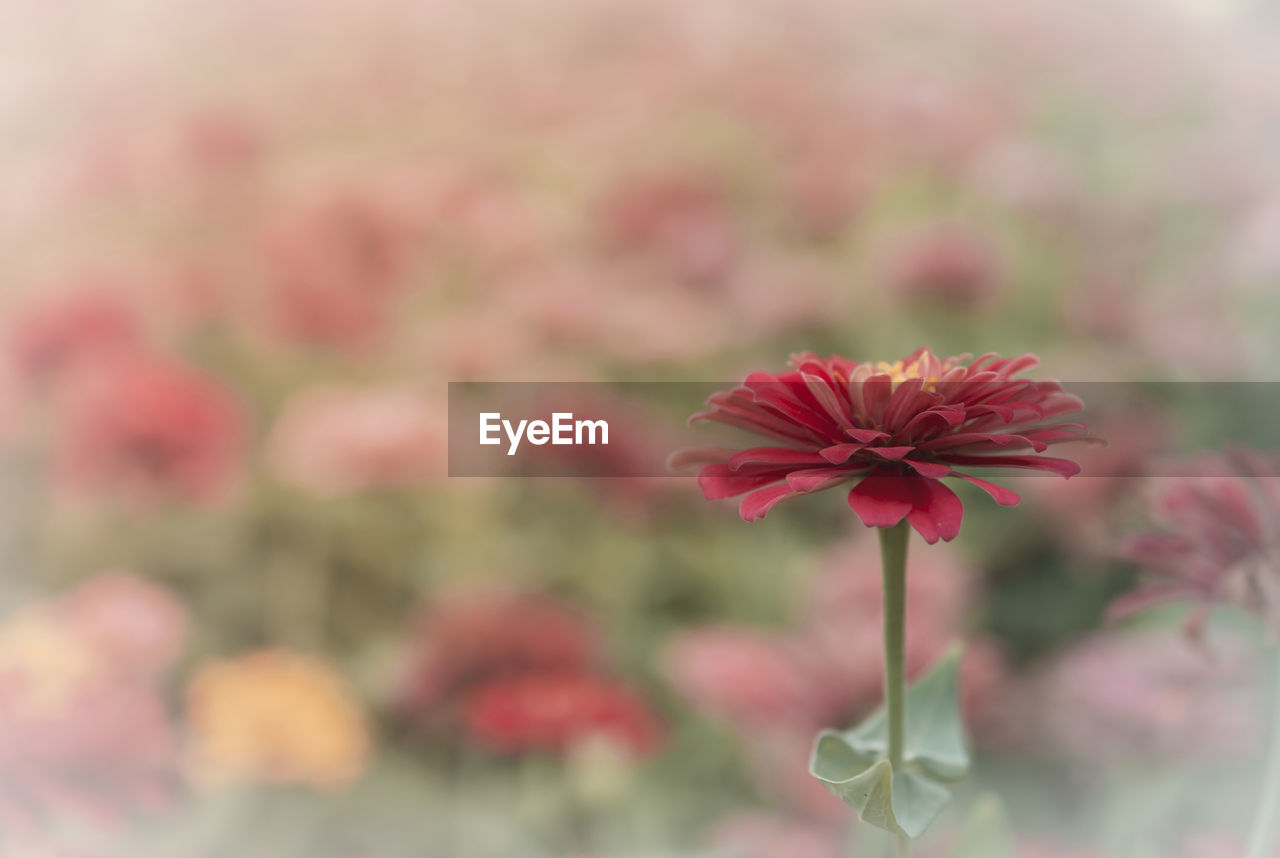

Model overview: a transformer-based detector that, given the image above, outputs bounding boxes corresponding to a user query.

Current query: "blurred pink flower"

[52,353,245,503]
[596,169,738,286]
[727,256,840,338]
[267,385,445,497]
[56,572,188,679]
[776,135,872,240]
[416,164,555,278]
[462,672,662,757]
[879,222,1006,308]
[707,811,844,858]
[397,588,600,722]
[966,139,1077,222]
[5,286,142,387]
[495,265,739,364]
[662,627,842,730]
[1032,631,1262,764]
[1112,449,1280,640]
[0,606,177,833]
[665,533,994,734]
[255,187,416,349]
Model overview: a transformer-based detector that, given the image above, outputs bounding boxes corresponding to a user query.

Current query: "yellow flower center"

[870,355,942,391]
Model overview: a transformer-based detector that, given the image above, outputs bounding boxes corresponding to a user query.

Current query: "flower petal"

[942,454,1081,478]
[740,483,797,521]
[697,464,789,500]
[821,443,866,464]
[846,474,914,529]
[955,473,1021,506]
[905,478,964,544]
[846,427,891,444]
[902,459,953,479]
[786,467,859,493]
[728,447,829,471]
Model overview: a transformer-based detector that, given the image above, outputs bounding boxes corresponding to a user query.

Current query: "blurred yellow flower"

[184,650,370,789]
[0,608,98,716]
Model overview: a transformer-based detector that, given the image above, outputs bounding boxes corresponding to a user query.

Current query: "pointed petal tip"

[739,483,796,521]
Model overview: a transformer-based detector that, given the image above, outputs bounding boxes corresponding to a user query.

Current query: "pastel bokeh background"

[3,0,1280,856]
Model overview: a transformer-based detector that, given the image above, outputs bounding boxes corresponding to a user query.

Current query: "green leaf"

[837,645,970,780]
[807,743,951,838]
[948,795,1018,858]
[808,646,969,838]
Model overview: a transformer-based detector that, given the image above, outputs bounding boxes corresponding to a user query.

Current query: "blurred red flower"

[397,589,600,721]
[462,673,661,756]
[53,353,245,503]
[676,348,1091,543]
[1111,448,1280,640]
[5,287,142,387]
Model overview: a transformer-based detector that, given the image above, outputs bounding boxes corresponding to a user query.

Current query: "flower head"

[6,286,141,386]
[396,588,599,722]
[266,385,445,497]
[462,673,662,757]
[676,348,1090,543]
[0,606,178,831]
[184,650,370,789]
[597,168,738,286]
[880,222,1005,308]
[53,353,245,503]
[57,572,188,679]
[1112,448,1280,640]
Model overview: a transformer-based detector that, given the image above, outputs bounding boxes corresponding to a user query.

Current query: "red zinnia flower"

[6,286,141,386]
[396,589,599,720]
[674,348,1091,543]
[54,353,245,503]
[462,673,661,756]
[1111,448,1280,640]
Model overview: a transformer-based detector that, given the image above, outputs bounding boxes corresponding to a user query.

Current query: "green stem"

[879,521,911,858]
[1246,648,1280,858]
